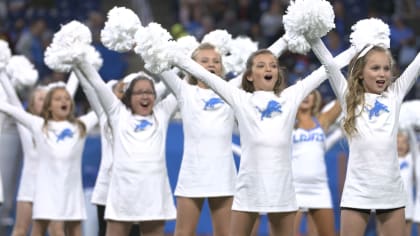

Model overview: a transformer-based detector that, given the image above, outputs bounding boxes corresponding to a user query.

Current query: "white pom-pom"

[350,18,390,52]
[284,33,311,54]
[53,20,92,45]
[283,0,335,41]
[201,29,233,56]
[134,22,178,74]
[84,45,103,70]
[0,40,11,69]
[6,55,38,88]
[177,35,199,57]
[223,36,258,74]
[44,20,92,72]
[101,6,142,52]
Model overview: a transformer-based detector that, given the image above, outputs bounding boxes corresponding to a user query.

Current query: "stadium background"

[1,0,420,235]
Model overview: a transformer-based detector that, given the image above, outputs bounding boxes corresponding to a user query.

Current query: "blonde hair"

[40,87,86,137]
[189,43,225,84]
[343,45,394,136]
[241,49,285,94]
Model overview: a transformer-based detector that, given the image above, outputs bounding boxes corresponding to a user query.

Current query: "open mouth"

[376,80,385,86]
[208,69,216,74]
[264,75,273,81]
[61,105,68,111]
[140,101,149,108]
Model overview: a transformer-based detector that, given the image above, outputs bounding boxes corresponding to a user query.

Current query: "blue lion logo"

[256,100,282,120]
[56,128,74,142]
[203,97,224,110]
[400,161,409,170]
[366,100,389,119]
[134,120,153,132]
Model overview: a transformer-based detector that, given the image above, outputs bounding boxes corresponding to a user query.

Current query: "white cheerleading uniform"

[90,113,113,206]
[0,103,97,220]
[104,98,178,221]
[75,73,114,206]
[162,59,327,212]
[160,71,236,198]
[75,62,178,221]
[15,125,38,202]
[292,118,333,209]
[408,125,420,223]
[398,153,413,220]
[0,84,22,211]
[0,72,38,202]
[322,50,420,209]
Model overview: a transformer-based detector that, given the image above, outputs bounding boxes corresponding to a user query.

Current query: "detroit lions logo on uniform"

[256,100,282,120]
[203,97,224,110]
[365,100,389,119]
[134,119,153,132]
[292,133,325,143]
[400,161,409,170]
[56,128,74,142]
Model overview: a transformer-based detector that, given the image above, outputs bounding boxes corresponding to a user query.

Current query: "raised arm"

[72,67,104,118]
[307,38,348,103]
[318,100,342,131]
[0,101,41,131]
[157,69,184,99]
[392,52,420,99]
[66,72,79,99]
[0,71,22,108]
[75,59,120,117]
[79,110,98,133]
[171,57,242,107]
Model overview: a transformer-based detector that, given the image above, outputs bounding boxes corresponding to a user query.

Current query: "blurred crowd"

[170,0,420,103]
[0,0,419,107]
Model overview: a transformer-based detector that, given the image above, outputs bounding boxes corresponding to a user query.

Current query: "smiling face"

[129,79,156,116]
[47,88,72,121]
[361,50,392,94]
[246,52,279,92]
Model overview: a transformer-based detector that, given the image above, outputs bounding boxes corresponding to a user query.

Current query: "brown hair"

[121,77,156,111]
[241,49,285,94]
[40,87,86,137]
[189,42,225,85]
[343,45,394,136]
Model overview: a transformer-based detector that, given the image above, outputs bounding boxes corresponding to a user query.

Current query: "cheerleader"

[291,90,341,236]
[75,69,167,236]
[158,43,237,236]
[1,66,80,236]
[0,84,97,236]
[308,36,420,235]
[74,59,178,236]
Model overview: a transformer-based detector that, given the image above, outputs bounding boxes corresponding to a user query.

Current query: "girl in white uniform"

[397,130,414,236]
[0,76,45,236]
[75,70,167,236]
[310,42,420,235]
[161,48,330,235]
[159,43,237,236]
[0,73,79,236]
[292,90,341,236]
[0,85,97,236]
[74,60,178,236]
